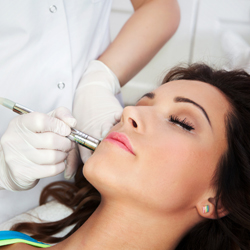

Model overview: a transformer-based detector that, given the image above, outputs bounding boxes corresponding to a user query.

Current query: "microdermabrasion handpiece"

[0,97,100,151]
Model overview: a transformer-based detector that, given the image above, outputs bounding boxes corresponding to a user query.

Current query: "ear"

[196,196,229,219]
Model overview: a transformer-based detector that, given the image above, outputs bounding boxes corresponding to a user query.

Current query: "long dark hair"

[12,64,250,249]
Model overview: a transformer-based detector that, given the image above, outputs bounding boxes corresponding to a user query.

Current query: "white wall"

[110,0,250,105]
[192,0,250,69]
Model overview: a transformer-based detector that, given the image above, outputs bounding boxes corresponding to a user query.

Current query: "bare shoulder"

[0,243,37,250]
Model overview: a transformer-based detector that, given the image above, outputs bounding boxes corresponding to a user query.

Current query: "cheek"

[134,135,217,212]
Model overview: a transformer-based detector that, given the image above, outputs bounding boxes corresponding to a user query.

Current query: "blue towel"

[0,231,50,248]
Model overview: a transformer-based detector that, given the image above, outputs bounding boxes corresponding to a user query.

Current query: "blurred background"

[110,0,250,105]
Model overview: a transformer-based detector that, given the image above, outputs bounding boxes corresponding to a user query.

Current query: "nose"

[121,106,144,132]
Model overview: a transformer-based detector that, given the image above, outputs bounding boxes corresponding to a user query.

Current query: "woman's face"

[84,80,230,214]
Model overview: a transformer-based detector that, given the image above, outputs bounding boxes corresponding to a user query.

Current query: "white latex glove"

[0,107,76,191]
[65,60,123,179]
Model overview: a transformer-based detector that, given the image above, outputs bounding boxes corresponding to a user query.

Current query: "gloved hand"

[65,60,123,179]
[0,107,76,191]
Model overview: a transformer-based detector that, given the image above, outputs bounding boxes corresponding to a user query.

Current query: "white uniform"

[0,0,112,224]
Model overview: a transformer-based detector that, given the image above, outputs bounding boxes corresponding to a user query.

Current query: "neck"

[54,199,198,250]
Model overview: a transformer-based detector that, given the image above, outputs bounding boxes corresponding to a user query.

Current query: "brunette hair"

[12,64,250,249]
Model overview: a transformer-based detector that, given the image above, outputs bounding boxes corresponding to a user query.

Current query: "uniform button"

[57,82,65,90]
[49,5,57,13]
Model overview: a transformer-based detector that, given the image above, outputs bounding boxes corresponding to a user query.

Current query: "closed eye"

[169,115,195,132]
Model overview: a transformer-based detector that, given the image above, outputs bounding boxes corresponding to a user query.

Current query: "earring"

[203,205,209,214]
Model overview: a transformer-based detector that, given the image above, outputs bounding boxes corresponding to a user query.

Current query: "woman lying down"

[1,63,250,250]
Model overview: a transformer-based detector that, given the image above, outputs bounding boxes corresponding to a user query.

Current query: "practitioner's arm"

[99,0,180,86]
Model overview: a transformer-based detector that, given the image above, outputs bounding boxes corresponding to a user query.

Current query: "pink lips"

[104,132,135,155]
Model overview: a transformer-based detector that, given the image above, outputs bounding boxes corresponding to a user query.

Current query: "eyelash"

[169,115,195,132]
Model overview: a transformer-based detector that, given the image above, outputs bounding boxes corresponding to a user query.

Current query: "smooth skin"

[1,80,230,249]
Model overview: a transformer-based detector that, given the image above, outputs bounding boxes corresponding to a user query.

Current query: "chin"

[83,150,111,189]
[83,153,125,199]
[82,154,99,185]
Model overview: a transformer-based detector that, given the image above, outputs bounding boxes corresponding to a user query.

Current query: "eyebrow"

[139,92,155,100]
[174,96,211,126]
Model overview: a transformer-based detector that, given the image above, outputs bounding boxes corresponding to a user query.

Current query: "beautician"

[0,0,180,223]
